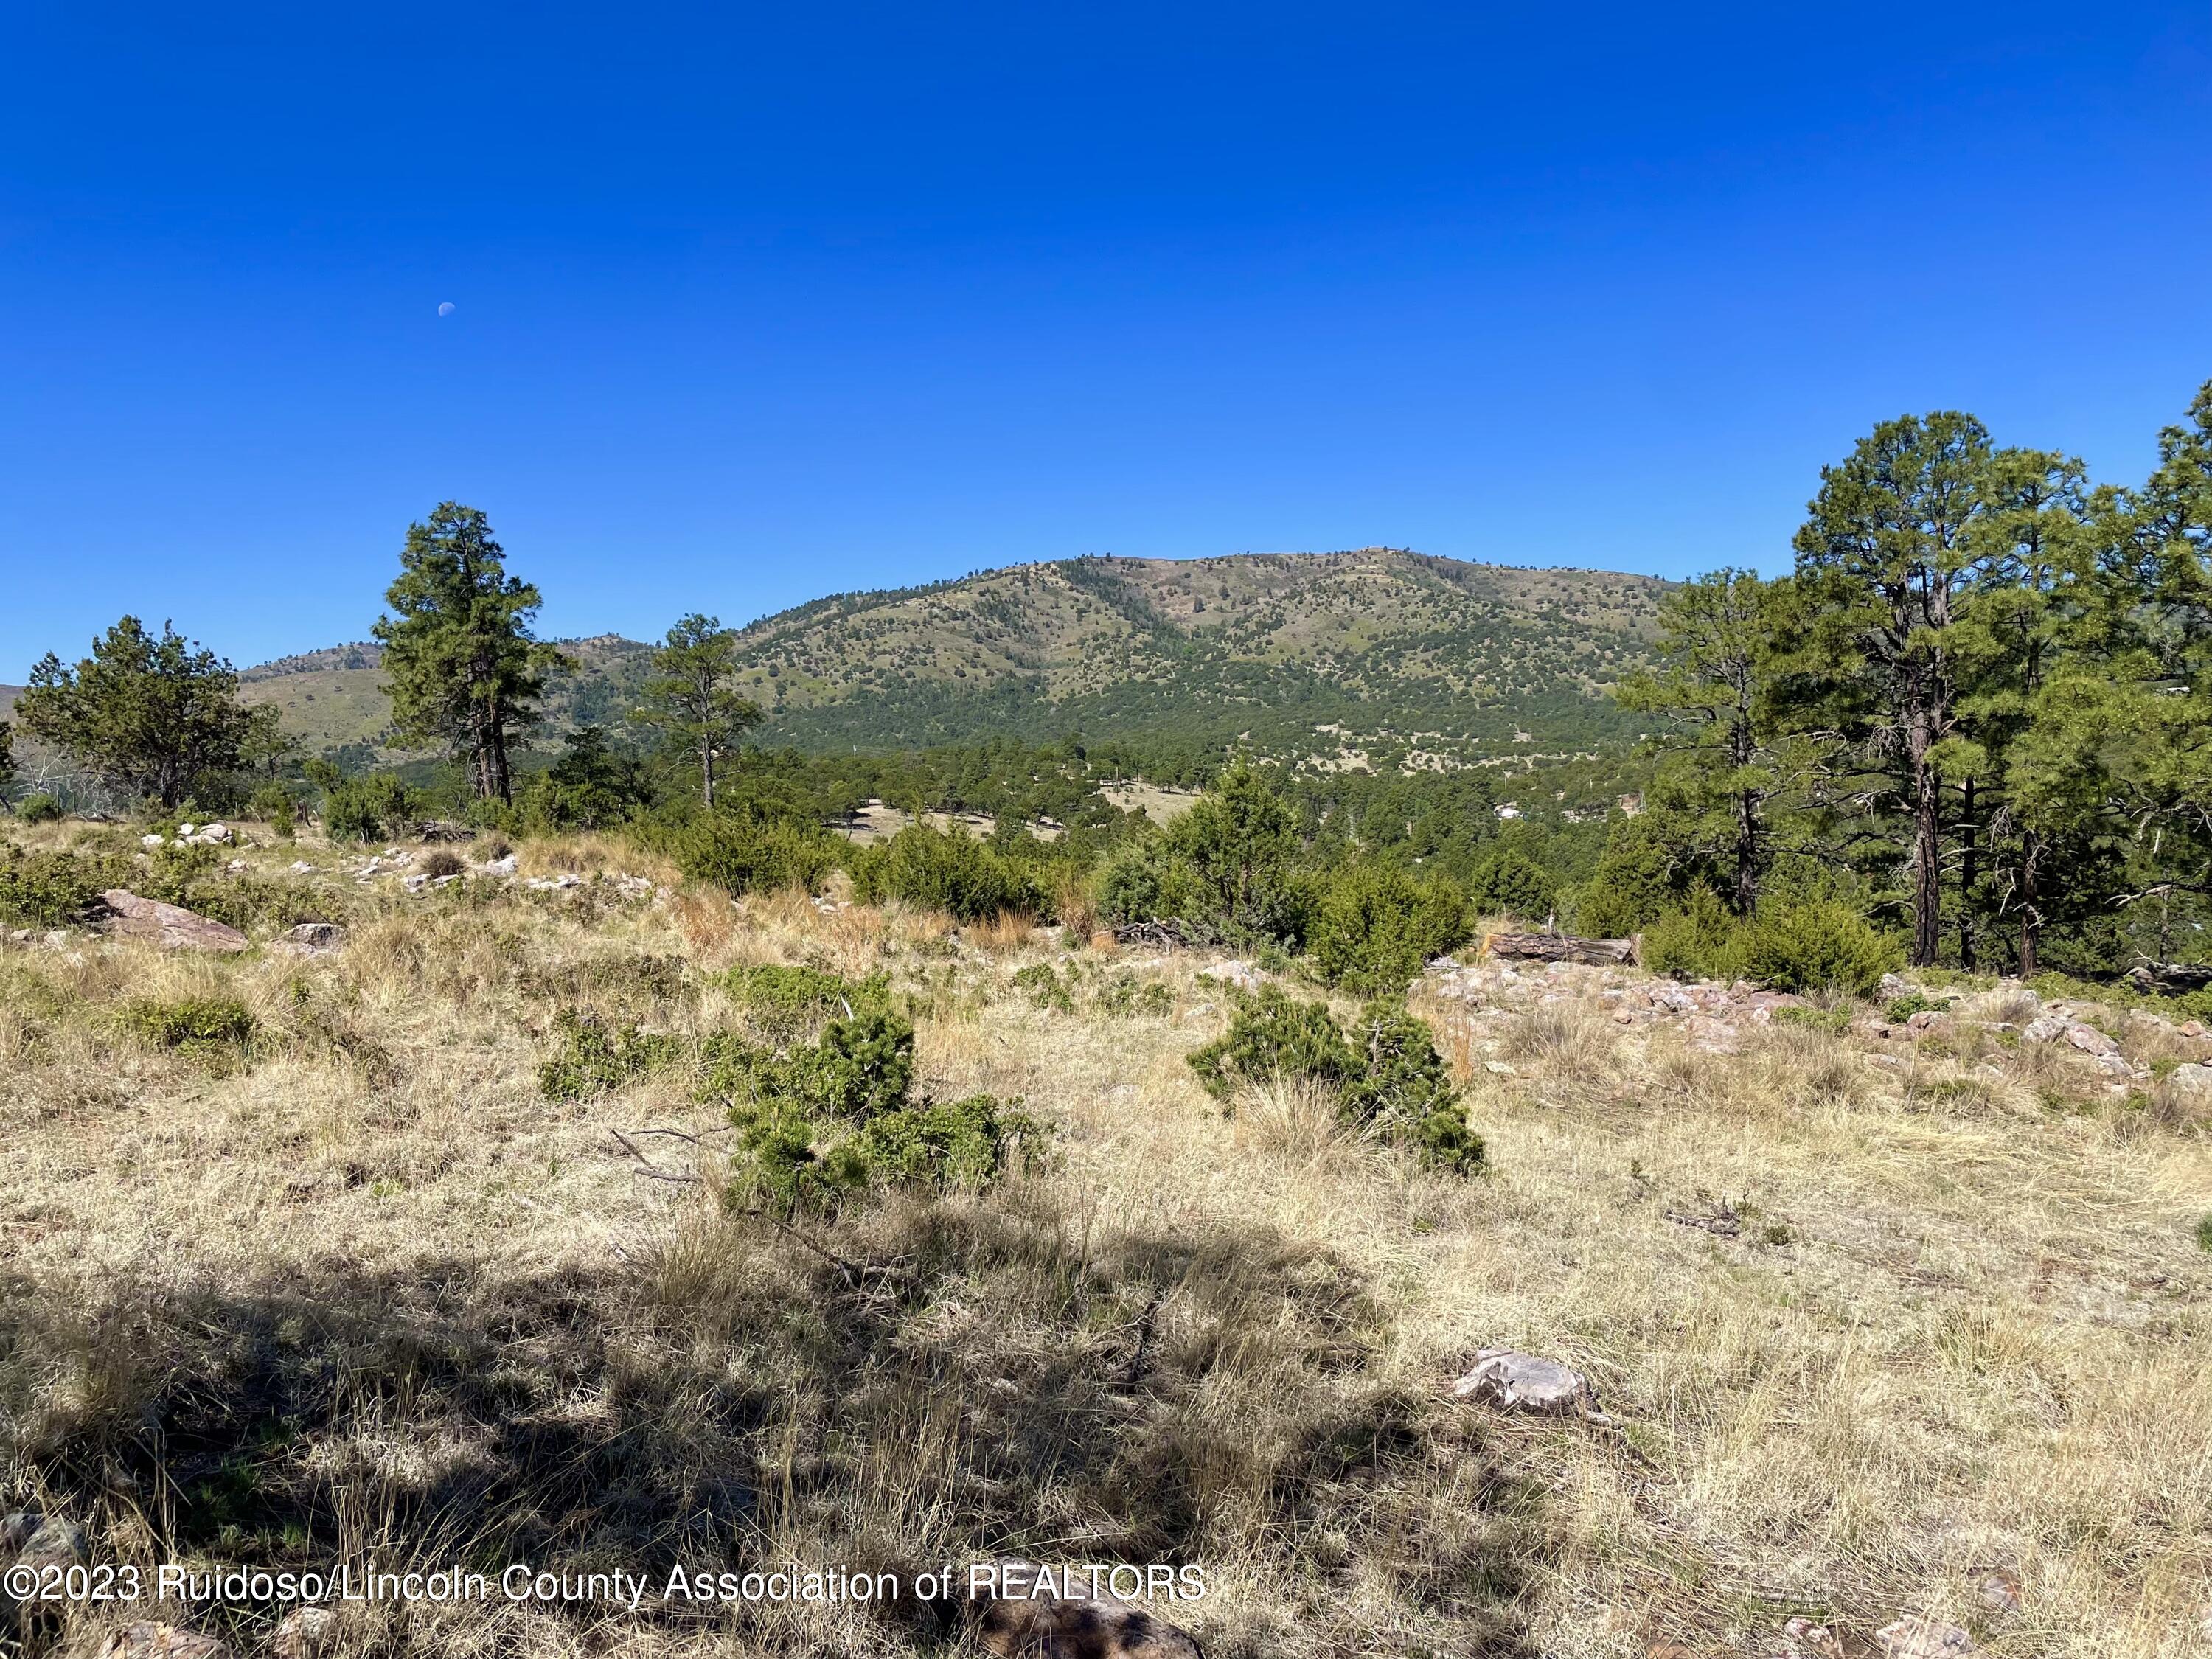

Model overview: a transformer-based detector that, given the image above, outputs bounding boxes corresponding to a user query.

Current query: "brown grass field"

[2,822,2208,1658]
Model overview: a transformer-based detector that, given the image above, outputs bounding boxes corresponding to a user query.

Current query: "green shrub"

[248,782,296,838]
[660,810,841,897]
[847,825,1047,922]
[1096,973,1173,1018]
[1093,840,1205,930]
[538,1010,686,1100]
[1012,962,1073,1012]
[14,793,63,824]
[324,776,414,844]
[721,961,888,1035]
[1883,992,1943,1023]
[1742,899,1900,998]
[1310,865,1469,991]
[2195,1213,2212,1253]
[704,1006,917,1123]
[1188,987,1363,1100]
[1343,1003,1484,1172]
[1467,849,1554,920]
[125,995,255,1054]
[0,845,116,928]
[1642,888,1750,982]
[838,1093,1043,1188]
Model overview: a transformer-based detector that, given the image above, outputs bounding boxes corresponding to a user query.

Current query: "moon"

[437,301,456,316]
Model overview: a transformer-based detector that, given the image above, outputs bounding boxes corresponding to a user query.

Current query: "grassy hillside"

[1,821,2204,1657]
[193,551,1665,772]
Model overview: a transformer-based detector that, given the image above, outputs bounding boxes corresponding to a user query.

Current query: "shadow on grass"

[1,1184,1542,1657]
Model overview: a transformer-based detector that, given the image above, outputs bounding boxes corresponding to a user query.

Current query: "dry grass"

[2,829,2210,1658]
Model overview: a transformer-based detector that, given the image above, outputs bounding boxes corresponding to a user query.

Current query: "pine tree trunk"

[1958,777,1978,972]
[2017,832,2039,977]
[1910,733,1941,969]
[702,733,715,809]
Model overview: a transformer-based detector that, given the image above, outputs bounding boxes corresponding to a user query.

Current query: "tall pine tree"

[374,504,563,804]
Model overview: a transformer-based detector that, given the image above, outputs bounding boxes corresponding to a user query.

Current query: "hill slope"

[187,550,1667,770]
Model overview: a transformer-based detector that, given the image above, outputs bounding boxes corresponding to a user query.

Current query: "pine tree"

[1617,568,1806,915]
[634,614,759,807]
[372,504,563,803]
[1791,412,1997,967]
[18,617,254,809]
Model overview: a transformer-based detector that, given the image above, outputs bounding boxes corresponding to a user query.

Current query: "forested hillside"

[116,550,1666,774]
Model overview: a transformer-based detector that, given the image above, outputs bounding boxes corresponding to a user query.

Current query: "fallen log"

[1485,931,1637,967]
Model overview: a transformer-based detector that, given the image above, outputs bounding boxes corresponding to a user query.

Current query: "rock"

[289,860,316,874]
[177,822,198,838]
[1780,1617,1845,1659]
[1875,1616,1973,1658]
[2182,1020,2206,1038]
[1482,1060,1517,1075]
[526,872,583,891]
[271,1606,340,1657]
[964,1561,1204,1658]
[1976,1568,2023,1615]
[140,832,167,848]
[478,853,518,877]
[276,922,347,956]
[95,1624,234,1659]
[2022,1015,2067,1044]
[2065,1023,2119,1056]
[97,891,248,953]
[1197,960,1264,992]
[1906,1009,1949,1033]
[1879,973,1913,996]
[1450,1348,1597,1414]
[1427,954,1460,971]
[13,1514,86,1565]
[198,823,232,844]
[2166,1062,2212,1096]
[43,930,69,949]
[8,929,29,945]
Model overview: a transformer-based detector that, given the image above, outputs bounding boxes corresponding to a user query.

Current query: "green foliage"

[1096,972,1172,1018]
[373,502,565,803]
[15,792,63,825]
[2197,1214,2212,1253]
[520,726,650,831]
[847,824,1047,922]
[1012,962,1073,1012]
[1467,848,1554,920]
[0,845,118,928]
[1741,900,1901,998]
[1094,839,1204,931]
[1343,1003,1484,1172]
[18,616,255,809]
[323,775,413,844]
[1310,864,1467,991]
[1187,987,1362,1100]
[1883,992,1944,1023]
[634,613,761,807]
[1641,888,1750,983]
[839,1093,1043,1188]
[125,995,255,1055]
[720,961,889,1034]
[248,782,296,838]
[649,807,841,897]
[1166,763,1308,942]
[1773,1004,1854,1034]
[537,1010,686,1100]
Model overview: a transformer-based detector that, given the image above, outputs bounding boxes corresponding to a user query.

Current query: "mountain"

[9,550,1674,775]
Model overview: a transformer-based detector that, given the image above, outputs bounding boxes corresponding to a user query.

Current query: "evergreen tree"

[634,613,759,807]
[18,616,253,808]
[0,720,13,804]
[1617,568,1803,914]
[1791,412,1997,966]
[373,504,563,803]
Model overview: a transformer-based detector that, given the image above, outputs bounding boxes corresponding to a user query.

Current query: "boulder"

[1875,1617,1973,1658]
[271,1606,340,1658]
[1197,960,1264,992]
[98,891,248,953]
[1976,1568,2023,1616]
[964,1562,1204,1658]
[2065,1023,2119,1056]
[95,1625,234,1659]
[2021,1015,2067,1044]
[477,853,519,877]
[197,823,232,844]
[1450,1348,1597,1413]
[2165,1062,2212,1097]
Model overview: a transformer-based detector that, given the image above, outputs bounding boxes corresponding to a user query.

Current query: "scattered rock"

[1875,1616,1973,1658]
[1779,1616,1845,1659]
[477,853,519,877]
[140,832,167,849]
[964,1561,1204,1658]
[2022,1015,2067,1044]
[1976,1568,2023,1616]
[1450,1348,1597,1414]
[1197,959,1264,992]
[2166,1062,2212,1096]
[276,922,347,956]
[198,822,232,844]
[526,872,584,891]
[98,890,248,953]
[271,1606,340,1657]
[1905,1009,1949,1033]
[2064,1023,2119,1057]
[95,1624,234,1659]
[2,1509,85,1568]
[290,860,316,874]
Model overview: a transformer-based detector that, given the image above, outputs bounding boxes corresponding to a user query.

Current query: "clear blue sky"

[4,2,2209,677]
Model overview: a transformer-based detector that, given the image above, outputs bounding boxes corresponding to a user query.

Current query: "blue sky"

[4,2,2209,676]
